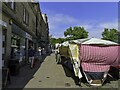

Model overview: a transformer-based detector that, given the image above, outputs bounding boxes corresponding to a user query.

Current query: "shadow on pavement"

[62,63,119,88]
[2,53,51,89]
[103,67,119,86]
[62,64,81,87]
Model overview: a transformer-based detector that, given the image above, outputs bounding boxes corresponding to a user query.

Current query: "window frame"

[23,8,29,25]
[5,2,15,10]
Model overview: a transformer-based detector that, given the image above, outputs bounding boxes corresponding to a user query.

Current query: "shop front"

[0,20,9,87]
[11,34,26,62]
[0,19,7,67]
[11,23,26,65]
[25,31,33,64]
[0,26,2,89]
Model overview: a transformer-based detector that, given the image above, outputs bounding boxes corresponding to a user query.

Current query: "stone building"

[41,14,49,52]
[1,2,49,67]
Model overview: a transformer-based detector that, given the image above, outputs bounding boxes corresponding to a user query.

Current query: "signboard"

[12,23,26,38]
[26,33,32,40]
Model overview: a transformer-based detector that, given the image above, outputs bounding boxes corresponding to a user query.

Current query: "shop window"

[11,34,20,47]
[2,29,6,67]
[11,33,25,61]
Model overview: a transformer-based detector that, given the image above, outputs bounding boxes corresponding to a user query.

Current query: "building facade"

[1,2,49,67]
[41,14,49,52]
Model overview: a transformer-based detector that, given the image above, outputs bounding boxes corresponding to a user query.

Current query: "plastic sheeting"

[58,38,119,79]
[80,45,120,72]
[81,38,118,45]
[69,44,82,78]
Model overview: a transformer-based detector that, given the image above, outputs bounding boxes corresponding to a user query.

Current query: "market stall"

[57,38,119,86]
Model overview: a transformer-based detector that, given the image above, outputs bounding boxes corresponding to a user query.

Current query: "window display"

[11,33,25,62]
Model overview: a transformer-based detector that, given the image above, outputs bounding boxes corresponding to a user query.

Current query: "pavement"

[24,53,80,88]
[2,53,120,89]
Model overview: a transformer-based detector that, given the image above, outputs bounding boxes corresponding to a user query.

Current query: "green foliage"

[64,26,88,40]
[102,28,119,43]
[50,38,65,46]
[50,26,89,46]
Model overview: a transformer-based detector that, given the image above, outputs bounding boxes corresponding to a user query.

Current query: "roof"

[69,38,89,44]
[61,41,69,46]
[61,38,118,46]
[82,38,118,45]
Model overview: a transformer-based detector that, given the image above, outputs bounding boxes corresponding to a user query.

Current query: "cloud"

[47,11,118,38]
[95,20,118,38]
[84,20,118,38]
[99,20,118,29]
[48,13,80,38]
[48,14,79,29]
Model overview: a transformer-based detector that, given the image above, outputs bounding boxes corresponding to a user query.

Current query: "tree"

[50,37,65,46]
[64,26,88,40]
[102,28,119,43]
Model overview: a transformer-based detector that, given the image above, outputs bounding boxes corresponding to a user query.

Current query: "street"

[24,53,119,88]
[1,2,120,90]
[24,53,80,88]
[4,53,119,89]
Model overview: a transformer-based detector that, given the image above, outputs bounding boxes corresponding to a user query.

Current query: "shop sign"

[26,33,32,40]
[0,20,7,27]
[12,23,26,38]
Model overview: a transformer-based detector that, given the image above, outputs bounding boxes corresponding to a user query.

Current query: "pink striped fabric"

[80,45,120,72]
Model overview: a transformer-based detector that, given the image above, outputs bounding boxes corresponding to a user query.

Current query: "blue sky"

[40,2,118,38]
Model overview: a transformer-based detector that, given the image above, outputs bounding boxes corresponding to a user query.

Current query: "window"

[6,2,15,10]
[23,8,29,25]
[2,29,6,63]
[23,9,26,22]
[26,13,29,24]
